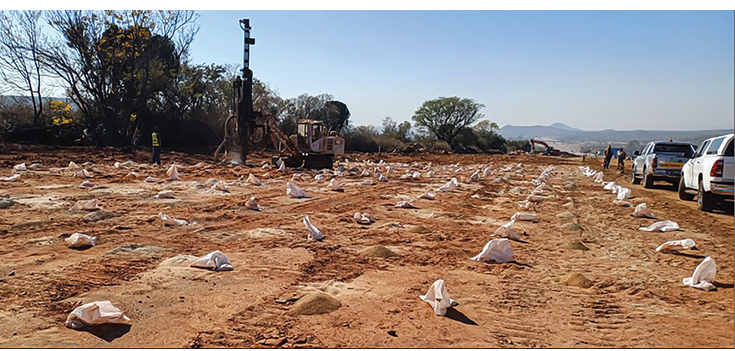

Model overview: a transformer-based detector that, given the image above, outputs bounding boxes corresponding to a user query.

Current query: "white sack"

[70,199,100,211]
[262,163,271,169]
[245,196,262,211]
[616,186,631,200]
[68,161,80,170]
[395,201,417,208]
[13,163,27,173]
[470,238,515,263]
[211,181,229,192]
[291,173,304,181]
[80,180,98,189]
[360,179,375,186]
[633,203,655,218]
[419,279,459,316]
[603,182,616,190]
[166,164,180,180]
[360,169,370,177]
[262,172,270,178]
[682,256,716,291]
[469,170,480,182]
[303,215,324,241]
[518,200,531,209]
[353,212,375,224]
[482,167,491,177]
[327,178,343,191]
[247,174,262,186]
[493,220,521,240]
[511,212,538,222]
[66,301,130,329]
[126,172,139,178]
[0,174,21,182]
[594,172,604,183]
[412,172,422,179]
[159,212,188,226]
[639,221,680,232]
[287,181,308,198]
[144,176,164,184]
[437,178,459,192]
[190,250,233,271]
[154,190,174,199]
[656,239,696,252]
[400,174,410,180]
[419,191,435,200]
[65,233,98,248]
[74,169,93,178]
[314,174,325,181]
[278,159,286,173]
[120,160,136,168]
[377,173,388,182]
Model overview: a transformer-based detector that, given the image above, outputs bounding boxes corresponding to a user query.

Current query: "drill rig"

[214,18,345,169]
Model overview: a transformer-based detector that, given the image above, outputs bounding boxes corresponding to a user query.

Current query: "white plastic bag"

[511,212,538,222]
[412,172,422,179]
[80,180,98,189]
[616,186,631,200]
[245,196,262,211]
[70,199,100,211]
[13,163,27,173]
[353,212,375,224]
[154,190,174,199]
[66,301,130,329]
[683,256,716,291]
[395,201,417,209]
[262,163,271,169]
[470,238,515,263]
[144,176,164,184]
[65,233,98,248]
[419,191,435,200]
[419,279,459,316]
[166,164,180,180]
[469,170,480,182]
[327,178,343,191]
[211,181,229,192]
[639,221,680,232]
[247,174,262,186]
[74,169,93,178]
[0,174,20,182]
[437,178,459,192]
[314,174,325,181]
[190,250,233,271]
[482,167,491,177]
[377,173,388,182]
[68,161,80,170]
[594,172,604,183]
[400,174,410,180]
[303,215,324,241]
[633,203,655,218]
[360,179,375,186]
[287,181,308,198]
[656,239,696,252]
[603,182,616,190]
[277,159,286,173]
[159,212,188,226]
[493,220,521,240]
[518,200,531,209]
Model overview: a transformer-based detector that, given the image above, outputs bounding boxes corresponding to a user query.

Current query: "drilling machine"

[215,18,345,169]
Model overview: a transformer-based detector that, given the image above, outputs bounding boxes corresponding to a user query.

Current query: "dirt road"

[0,146,732,348]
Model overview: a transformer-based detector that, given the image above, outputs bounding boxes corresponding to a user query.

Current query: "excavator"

[529,138,562,156]
[214,18,345,169]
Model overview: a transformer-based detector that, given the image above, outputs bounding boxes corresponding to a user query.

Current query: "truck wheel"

[642,170,654,189]
[678,178,694,201]
[697,180,715,212]
[630,168,641,184]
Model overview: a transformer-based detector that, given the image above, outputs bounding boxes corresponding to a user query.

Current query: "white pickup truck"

[678,134,734,212]
[631,141,696,188]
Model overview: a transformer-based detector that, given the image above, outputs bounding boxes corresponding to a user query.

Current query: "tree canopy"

[412,96,484,150]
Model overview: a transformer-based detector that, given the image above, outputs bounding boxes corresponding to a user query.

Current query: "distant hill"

[498,123,731,145]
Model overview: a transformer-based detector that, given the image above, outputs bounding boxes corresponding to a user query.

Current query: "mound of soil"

[554,273,593,288]
[408,225,431,234]
[556,211,576,219]
[289,293,342,316]
[559,222,583,232]
[83,210,116,222]
[359,246,399,258]
[560,241,590,251]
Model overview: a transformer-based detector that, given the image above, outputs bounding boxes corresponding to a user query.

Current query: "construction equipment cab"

[294,119,345,155]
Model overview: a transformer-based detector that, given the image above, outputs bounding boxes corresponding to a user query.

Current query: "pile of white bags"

[303,215,324,241]
[656,239,695,252]
[159,212,188,226]
[65,233,98,248]
[190,251,233,271]
[66,301,130,329]
[683,256,716,291]
[419,279,459,316]
[633,203,655,218]
[70,199,101,211]
[287,181,308,198]
[437,178,459,192]
[639,221,680,232]
[166,164,180,180]
[154,190,174,199]
[471,238,515,263]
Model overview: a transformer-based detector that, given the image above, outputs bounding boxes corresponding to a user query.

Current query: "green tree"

[382,117,412,142]
[412,96,484,150]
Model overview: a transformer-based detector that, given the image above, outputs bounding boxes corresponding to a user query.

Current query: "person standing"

[617,147,627,171]
[603,145,613,169]
[151,128,161,165]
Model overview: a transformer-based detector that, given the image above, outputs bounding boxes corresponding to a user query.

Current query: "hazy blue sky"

[188,11,734,131]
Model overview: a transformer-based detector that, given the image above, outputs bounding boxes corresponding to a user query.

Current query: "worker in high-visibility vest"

[151,128,161,165]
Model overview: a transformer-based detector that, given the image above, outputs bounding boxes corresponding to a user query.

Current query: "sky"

[185,10,734,131]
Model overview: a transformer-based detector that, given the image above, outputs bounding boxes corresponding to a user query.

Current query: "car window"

[695,141,711,158]
[653,143,694,156]
[706,137,725,155]
[724,139,733,156]
[642,144,651,155]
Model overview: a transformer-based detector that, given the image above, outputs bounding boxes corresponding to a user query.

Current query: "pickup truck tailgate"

[723,156,734,182]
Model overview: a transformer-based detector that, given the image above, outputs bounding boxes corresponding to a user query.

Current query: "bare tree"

[0,10,47,125]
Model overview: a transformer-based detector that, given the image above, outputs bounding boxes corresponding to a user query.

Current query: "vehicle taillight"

[651,156,658,170]
[711,159,724,177]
